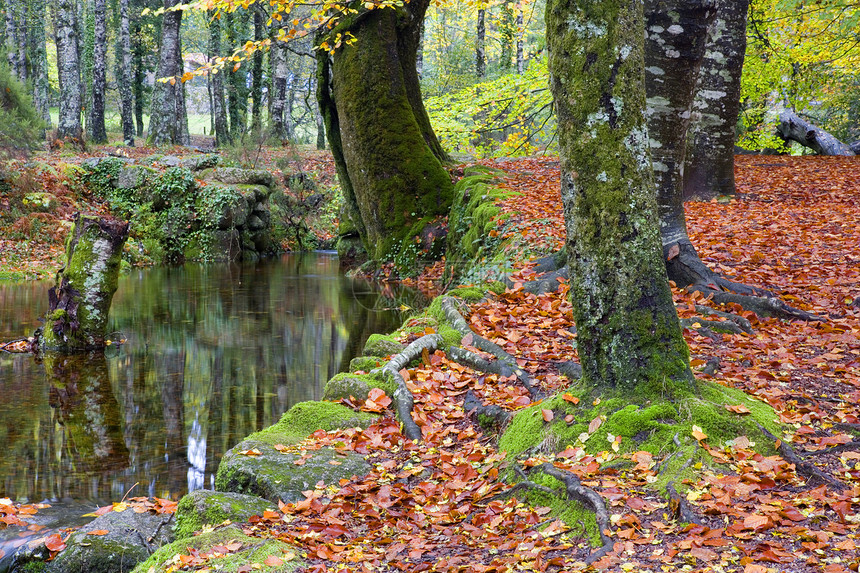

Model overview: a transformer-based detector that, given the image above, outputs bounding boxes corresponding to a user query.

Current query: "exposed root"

[691,286,825,322]
[803,441,860,458]
[694,305,754,334]
[381,334,443,442]
[440,296,543,400]
[462,389,512,429]
[680,317,746,336]
[662,438,704,525]
[757,424,847,491]
[834,423,860,436]
[665,241,772,297]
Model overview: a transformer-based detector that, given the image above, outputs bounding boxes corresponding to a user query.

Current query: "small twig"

[757,424,847,491]
[536,463,614,565]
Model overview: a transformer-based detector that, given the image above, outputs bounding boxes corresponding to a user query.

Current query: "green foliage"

[0,60,45,158]
[426,56,554,158]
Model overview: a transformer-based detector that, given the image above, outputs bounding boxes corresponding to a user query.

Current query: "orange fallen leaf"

[541,409,554,422]
[86,530,109,536]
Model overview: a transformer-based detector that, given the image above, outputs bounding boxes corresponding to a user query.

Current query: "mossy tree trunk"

[316,1,453,262]
[39,213,129,352]
[547,0,694,394]
[148,0,189,146]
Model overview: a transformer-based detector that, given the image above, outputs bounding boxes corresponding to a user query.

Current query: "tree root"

[462,389,512,428]
[534,463,614,565]
[691,286,825,322]
[803,441,860,458]
[680,317,745,336]
[694,305,754,334]
[756,424,847,491]
[440,297,543,400]
[834,423,860,436]
[662,436,704,525]
[380,334,444,442]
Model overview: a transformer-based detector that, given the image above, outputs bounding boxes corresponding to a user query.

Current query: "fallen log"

[776,110,855,156]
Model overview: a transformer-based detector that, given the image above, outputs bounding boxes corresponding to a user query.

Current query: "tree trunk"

[250,6,264,133]
[56,0,83,139]
[117,0,135,146]
[500,0,514,70]
[148,0,186,145]
[209,13,231,147]
[548,0,694,393]
[31,0,52,127]
[476,7,486,79]
[38,213,129,352]
[132,6,146,137]
[88,0,107,143]
[516,6,524,74]
[777,109,856,156]
[269,29,289,141]
[317,2,453,262]
[684,0,749,201]
[5,0,19,77]
[225,10,248,139]
[643,0,715,267]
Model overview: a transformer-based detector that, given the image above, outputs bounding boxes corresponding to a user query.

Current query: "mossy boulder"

[131,525,302,573]
[197,167,278,189]
[173,490,276,540]
[37,507,174,573]
[349,355,385,373]
[322,371,396,402]
[116,164,157,190]
[363,333,406,357]
[215,401,377,503]
[216,444,371,503]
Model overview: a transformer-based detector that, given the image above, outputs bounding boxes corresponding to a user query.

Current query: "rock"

[116,165,156,190]
[131,524,302,573]
[81,157,133,169]
[362,334,406,358]
[349,356,384,373]
[216,443,371,503]
[179,154,220,171]
[246,214,266,231]
[197,167,278,190]
[173,490,275,540]
[158,155,182,167]
[14,507,175,573]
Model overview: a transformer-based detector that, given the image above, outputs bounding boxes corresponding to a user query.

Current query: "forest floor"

[1,149,859,572]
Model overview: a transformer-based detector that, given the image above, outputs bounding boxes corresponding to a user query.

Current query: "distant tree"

[55,0,83,139]
[117,0,135,145]
[88,0,108,143]
[250,5,264,133]
[207,12,230,146]
[148,0,189,145]
[30,0,52,127]
[475,4,486,78]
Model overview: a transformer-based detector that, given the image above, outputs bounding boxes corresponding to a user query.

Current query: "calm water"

[0,253,412,506]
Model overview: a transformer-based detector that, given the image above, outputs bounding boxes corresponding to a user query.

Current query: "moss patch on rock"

[173,490,275,540]
[245,400,379,446]
[363,333,407,357]
[131,525,301,573]
[323,371,396,402]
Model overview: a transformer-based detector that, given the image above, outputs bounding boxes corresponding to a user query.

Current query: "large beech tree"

[547,0,694,392]
[316,0,453,262]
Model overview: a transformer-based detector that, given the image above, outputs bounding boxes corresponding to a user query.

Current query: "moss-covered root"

[381,333,443,442]
[39,212,129,351]
[536,463,614,565]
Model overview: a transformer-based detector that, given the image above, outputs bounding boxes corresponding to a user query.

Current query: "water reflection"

[0,253,410,504]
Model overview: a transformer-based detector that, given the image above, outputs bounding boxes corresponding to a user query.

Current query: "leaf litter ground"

[2,152,859,572]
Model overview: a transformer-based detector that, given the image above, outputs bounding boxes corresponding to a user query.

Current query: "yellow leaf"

[691,425,707,441]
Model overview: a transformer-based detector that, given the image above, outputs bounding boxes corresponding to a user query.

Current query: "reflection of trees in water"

[0,254,406,501]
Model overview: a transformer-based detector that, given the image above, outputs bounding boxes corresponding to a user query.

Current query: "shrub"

[0,60,45,159]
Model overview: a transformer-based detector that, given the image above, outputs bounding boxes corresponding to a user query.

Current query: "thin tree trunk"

[148,0,186,145]
[31,0,52,127]
[548,0,694,392]
[250,6,264,133]
[777,109,856,156]
[117,0,134,145]
[208,13,230,146]
[5,0,19,77]
[476,7,486,79]
[684,0,749,200]
[56,0,83,139]
[16,0,27,80]
[132,7,145,137]
[269,34,288,141]
[516,5,524,74]
[88,0,107,143]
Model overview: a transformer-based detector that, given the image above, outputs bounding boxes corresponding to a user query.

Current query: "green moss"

[246,401,379,446]
[523,472,602,545]
[363,333,406,357]
[447,286,487,302]
[322,371,396,402]
[173,491,275,540]
[349,355,385,373]
[131,525,302,573]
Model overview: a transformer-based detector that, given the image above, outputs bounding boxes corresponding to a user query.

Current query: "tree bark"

[5,0,20,78]
[548,0,694,393]
[117,0,135,146]
[31,0,52,127]
[777,109,856,156]
[250,5,264,133]
[269,27,289,141]
[317,2,453,262]
[516,6,524,74]
[684,0,748,200]
[225,10,248,139]
[56,0,83,139]
[476,7,486,79]
[148,0,187,145]
[208,12,231,147]
[38,213,129,352]
[88,0,108,143]
[643,0,715,266]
